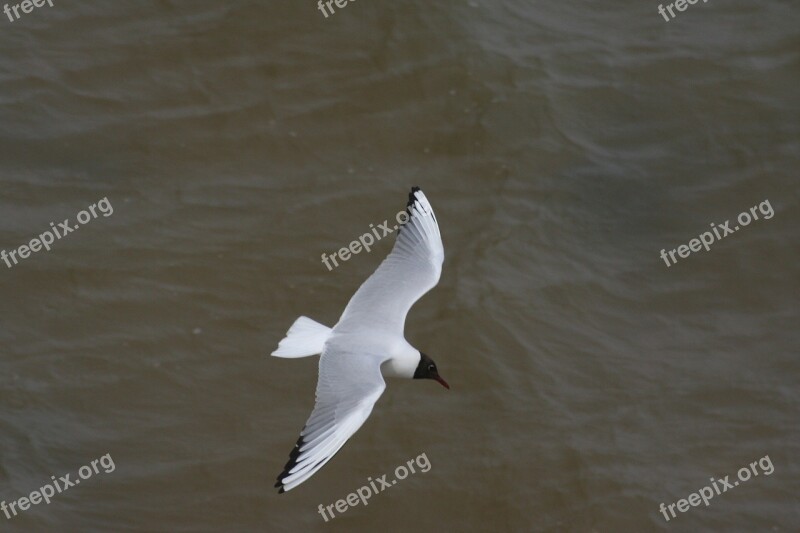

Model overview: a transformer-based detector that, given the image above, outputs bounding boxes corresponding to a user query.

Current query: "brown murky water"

[0,0,798,531]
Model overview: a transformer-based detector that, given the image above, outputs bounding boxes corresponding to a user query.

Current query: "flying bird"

[272,186,448,493]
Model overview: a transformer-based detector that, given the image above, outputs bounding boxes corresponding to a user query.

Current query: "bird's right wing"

[274,346,387,493]
[335,187,444,335]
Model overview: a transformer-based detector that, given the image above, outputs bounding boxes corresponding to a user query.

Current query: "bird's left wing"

[334,187,444,335]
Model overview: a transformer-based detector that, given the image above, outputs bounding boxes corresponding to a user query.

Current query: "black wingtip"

[407,186,421,208]
[274,433,305,494]
[398,186,422,235]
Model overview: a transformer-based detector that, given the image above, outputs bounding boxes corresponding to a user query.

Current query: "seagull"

[272,186,448,493]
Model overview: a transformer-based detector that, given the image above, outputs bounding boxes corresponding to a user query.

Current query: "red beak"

[434,375,450,389]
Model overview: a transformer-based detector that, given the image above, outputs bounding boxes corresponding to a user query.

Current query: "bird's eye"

[428,364,435,371]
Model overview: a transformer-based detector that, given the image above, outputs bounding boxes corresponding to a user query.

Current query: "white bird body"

[271,318,419,377]
[272,187,448,493]
[378,337,423,378]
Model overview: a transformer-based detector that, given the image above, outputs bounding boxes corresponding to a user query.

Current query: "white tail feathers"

[271,316,332,358]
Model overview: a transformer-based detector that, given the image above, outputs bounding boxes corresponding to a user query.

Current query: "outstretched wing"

[335,187,444,335]
[275,347,387,493]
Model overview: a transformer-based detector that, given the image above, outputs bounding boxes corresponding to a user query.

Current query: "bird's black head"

[413,353,449,389]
